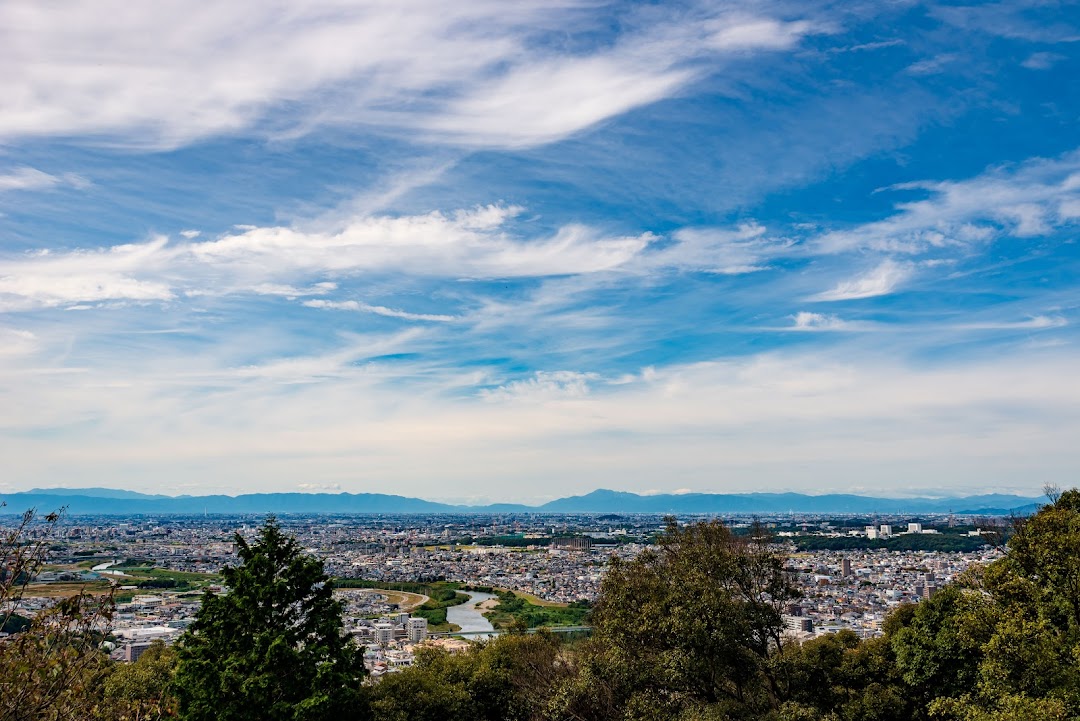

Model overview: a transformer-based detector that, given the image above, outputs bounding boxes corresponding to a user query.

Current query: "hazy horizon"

[1,1,1077,503]
[5,484,1049,508]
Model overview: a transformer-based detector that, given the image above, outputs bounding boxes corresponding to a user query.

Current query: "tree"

[368,632,566,721]
[101,639,179,720]
[887,489,1080,720]
[0,505,114,721]
[550,518,799,720]
[172,517,365,721]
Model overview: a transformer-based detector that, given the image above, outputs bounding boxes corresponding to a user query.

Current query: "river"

[445,591,497,638]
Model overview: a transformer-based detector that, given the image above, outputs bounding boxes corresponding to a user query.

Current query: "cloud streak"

[0,206,655,310]
[0,1,816,149]
[0,167,87,192]
[815,151,1080,255]
[809,259,913,301]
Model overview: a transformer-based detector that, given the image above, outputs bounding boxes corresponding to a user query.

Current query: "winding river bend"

[445,591,497,638]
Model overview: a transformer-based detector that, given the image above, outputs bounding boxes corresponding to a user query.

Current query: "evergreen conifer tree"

[172,516,366,721]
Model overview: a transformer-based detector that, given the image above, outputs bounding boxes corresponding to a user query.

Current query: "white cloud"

[249,283,336,298]
[0,327,37,356]
[298,483,341,492]
[809,259,913,301]
[639,222,794,274]
[788,312,858,331]
[421,55,695,149]
[2,345,1078,498]
[705,18,813,51]
[816,150,1080,254]
[303,299,455,323]
[0,237,176,310]
[956,315,1068,331]
[0,167,87,192]
[0,206,655,310]
[0,2,815,149]
[482,370,597,402]
[191,205,653,279]
[1022,52,1066,70]
[905,54,957,75]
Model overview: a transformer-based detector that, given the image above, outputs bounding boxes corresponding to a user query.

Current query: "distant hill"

[0,487,1045,516]
[534,489,1043,515]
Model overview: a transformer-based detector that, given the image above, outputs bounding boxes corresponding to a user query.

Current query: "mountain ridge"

[0,487,1045,516]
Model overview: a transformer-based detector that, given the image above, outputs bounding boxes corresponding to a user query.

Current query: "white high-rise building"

[879,525,892,537]
[407,617,428,643]
[908,523,923,534]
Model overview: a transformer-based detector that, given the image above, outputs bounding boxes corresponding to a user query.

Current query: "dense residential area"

[7,508,1003,650]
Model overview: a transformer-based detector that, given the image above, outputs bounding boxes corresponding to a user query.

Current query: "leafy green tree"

[890,585,998,715]
[0,505,114,721]
[936,489,1080,719]
[172,517,365,721]
[100,640,179,720]
[550,518,799,720]
[0,592,114,721]
[881,489,1080,721]
[368,632,565,721]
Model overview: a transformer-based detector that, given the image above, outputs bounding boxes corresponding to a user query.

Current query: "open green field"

[483,590,590,630]
[493,587,567,608]
[28,561,221,598]
[121,566,221,583]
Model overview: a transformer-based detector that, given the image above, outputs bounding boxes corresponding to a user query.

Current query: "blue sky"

[1,0,1078,503]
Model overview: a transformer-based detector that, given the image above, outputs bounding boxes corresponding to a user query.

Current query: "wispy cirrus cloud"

[809,259,913,301]
[1022,52,1066,70]
[815,150,1080,255]
[786,312,866,331]
[303,299,456,323]
[0,166,88,192]
[0,205,653,310]
[639,222,795,275]
[482,370,598,402]
[0,1,817,149]
[955,315,1068,331]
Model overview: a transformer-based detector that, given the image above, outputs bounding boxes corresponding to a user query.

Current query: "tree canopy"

[172,516,366,721]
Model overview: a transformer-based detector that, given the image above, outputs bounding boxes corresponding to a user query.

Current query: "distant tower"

[841,558,852,577]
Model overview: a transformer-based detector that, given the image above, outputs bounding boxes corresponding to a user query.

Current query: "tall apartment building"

[407,617,428,643]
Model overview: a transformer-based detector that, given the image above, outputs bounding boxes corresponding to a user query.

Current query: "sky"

[1,0,1078,503]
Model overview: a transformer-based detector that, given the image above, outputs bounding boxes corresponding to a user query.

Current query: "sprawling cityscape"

[4,508,1004,673]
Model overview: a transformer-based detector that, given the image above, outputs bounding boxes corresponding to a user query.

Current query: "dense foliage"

[171,516,366,721]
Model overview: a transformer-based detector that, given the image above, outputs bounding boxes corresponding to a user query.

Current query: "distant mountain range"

[0,487,1045,516]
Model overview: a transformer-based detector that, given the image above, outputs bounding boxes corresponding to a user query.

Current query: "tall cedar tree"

[172,517,366,721]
